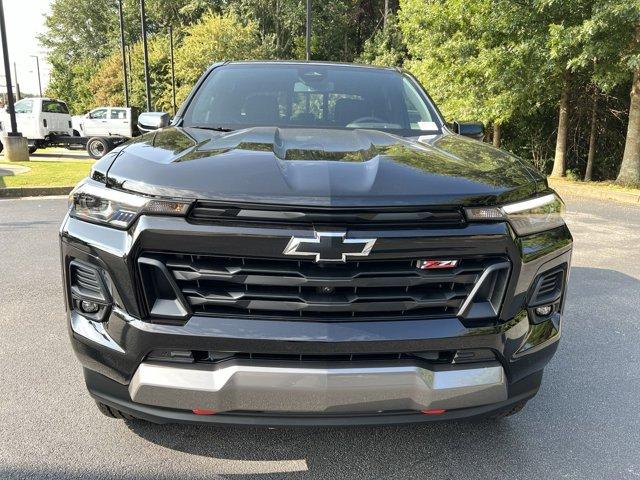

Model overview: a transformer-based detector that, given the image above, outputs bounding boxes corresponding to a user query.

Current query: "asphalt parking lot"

[1,194,639,479]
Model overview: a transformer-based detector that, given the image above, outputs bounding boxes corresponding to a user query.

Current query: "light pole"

[169,25,176,115]
[29,55,42,97]
[13,61,19,100]
[140,0,152,111]
[0,0,28,160]
[305,0,311,61]
[118,0,129,107]
[29,55,42,96]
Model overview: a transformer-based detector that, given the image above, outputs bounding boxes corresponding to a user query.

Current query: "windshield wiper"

[189,125,235,132]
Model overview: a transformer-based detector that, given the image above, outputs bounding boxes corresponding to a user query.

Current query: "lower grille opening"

[191,351,457,364]
[146,349,496,365]
[138,252,509,321]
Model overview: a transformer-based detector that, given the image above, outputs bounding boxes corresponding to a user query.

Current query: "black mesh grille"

[141,252,508,321]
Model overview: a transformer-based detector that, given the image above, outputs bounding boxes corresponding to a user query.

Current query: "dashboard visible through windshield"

[182,63,442,136]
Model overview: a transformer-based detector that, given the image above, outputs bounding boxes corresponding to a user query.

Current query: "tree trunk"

[551,71,571,178]
[584,87,598,182]
[616,68,640,186]
[383,0,389,31]
[493,123,501,148]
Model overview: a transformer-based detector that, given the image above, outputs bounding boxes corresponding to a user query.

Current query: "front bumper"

[129,360,507,413]
[85,366,542,425]
[61,212,572,425]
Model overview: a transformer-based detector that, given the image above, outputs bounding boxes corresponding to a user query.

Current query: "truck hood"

[101,126,545,207]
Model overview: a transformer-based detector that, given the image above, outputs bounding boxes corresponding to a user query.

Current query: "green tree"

[556,1,640,184]
[399,0,547,143]
[358,13,406,67]
[228,0,305,58]
[40,0,120,112]
[89,34,173,112]
[174,12,267,102]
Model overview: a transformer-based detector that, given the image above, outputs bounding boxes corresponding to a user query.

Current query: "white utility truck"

[0,98,132,159]
[71,106,140,139]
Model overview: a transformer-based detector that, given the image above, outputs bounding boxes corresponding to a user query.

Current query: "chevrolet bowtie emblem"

[283,231,376,263]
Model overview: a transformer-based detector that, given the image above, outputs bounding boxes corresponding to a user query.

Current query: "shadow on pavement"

[118,266,640,479]
[4,267,638,480]
[118,267,640,479]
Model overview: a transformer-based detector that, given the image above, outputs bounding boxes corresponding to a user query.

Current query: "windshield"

[182,64,441,135]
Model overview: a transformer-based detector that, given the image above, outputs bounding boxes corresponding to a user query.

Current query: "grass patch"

[0,159,93,188]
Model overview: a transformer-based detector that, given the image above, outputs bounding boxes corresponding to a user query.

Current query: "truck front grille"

[139,252,510,321]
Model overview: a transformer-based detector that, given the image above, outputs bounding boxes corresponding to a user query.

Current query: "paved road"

[0,147,90,162]
[1,194,639,479]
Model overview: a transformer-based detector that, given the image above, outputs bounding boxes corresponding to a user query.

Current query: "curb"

[0,186,74,198]
[548,179,640,206]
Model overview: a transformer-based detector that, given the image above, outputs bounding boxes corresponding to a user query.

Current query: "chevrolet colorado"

[60,61,572,425]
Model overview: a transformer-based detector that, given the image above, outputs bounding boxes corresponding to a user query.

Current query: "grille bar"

[188,203,465,227]
[141,253,508,321]
[167,256,482,288]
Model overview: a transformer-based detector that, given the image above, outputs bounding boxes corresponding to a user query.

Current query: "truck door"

[83,108,108,136]
[41,100,72,135]
[108,108,131,137]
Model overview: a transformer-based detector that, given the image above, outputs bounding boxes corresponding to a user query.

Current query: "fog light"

[534,305,553,316]
[80,300,100,314]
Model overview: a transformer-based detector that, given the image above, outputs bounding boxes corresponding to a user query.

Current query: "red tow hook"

[192,409,217,415]
[420,408,447,415]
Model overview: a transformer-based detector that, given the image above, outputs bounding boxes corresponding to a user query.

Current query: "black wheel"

[28,146,37,154]
[72,129,81,137]
[95,400,136,420]
[492,400,528,418]
[86,137,111,159]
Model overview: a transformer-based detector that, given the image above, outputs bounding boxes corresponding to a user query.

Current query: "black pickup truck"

[60,61,572,425]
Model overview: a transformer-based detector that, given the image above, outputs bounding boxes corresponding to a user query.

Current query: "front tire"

[95,401,136,420]
[86,137,111,159]
[28,146,37,155]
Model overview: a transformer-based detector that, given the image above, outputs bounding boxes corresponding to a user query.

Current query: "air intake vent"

[69,260,108,303]
[529,267,565,307]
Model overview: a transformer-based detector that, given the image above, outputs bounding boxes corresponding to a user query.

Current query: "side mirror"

[138,112,170,133]
[453,121,484,141]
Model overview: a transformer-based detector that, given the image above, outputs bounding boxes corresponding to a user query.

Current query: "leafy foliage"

[174,12,266,101]
[40,0,640,183]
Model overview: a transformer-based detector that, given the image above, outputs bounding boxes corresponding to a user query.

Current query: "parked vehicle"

[0,97,73,153]
[0,97,128,159]
[72,107,140,138]
[60,61,572,425]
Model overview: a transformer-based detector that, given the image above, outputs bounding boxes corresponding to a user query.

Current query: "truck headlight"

[465,193,565,236]
[69,181,192,229]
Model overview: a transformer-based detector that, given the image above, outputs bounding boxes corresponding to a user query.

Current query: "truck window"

[183,64,441,134]
[14,99,33,114]
[42,100,70,114]
[110,109,127,120]
[89,109,107,119]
